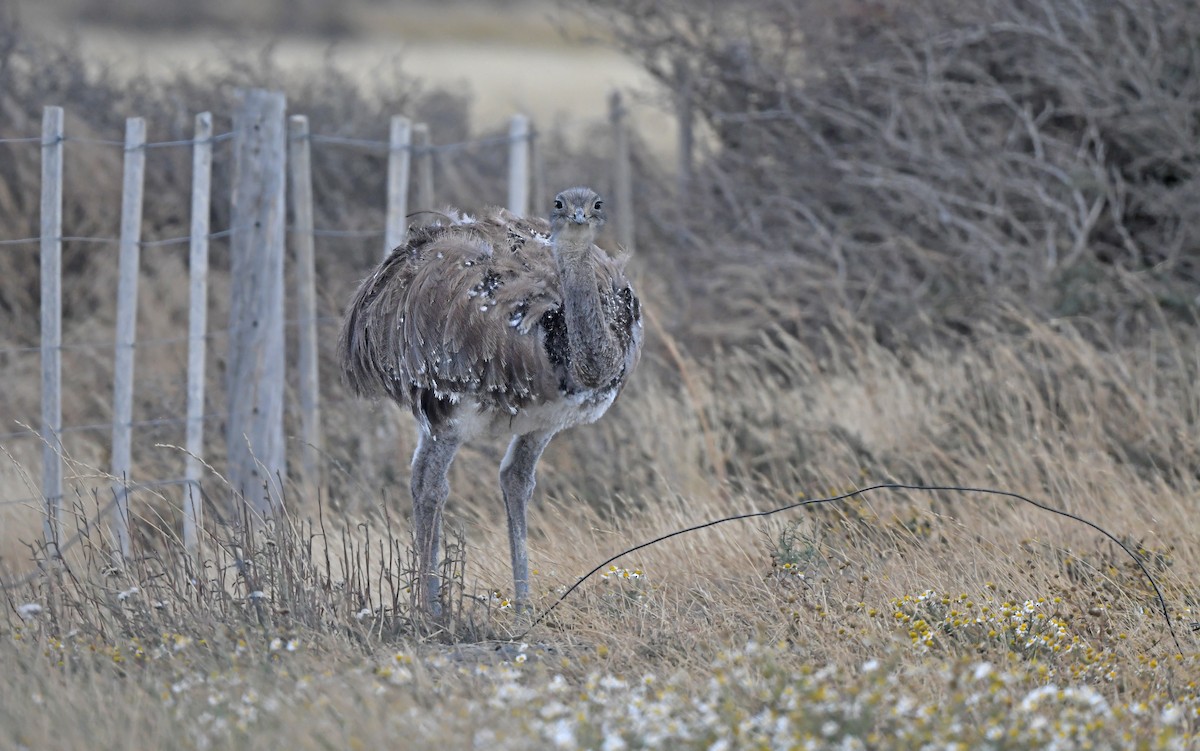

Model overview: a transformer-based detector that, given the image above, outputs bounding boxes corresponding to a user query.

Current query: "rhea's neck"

[550,226,621,389]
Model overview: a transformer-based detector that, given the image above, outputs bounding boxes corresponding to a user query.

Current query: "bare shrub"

[592,0,1200,343]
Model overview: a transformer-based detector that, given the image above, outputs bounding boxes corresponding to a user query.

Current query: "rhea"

[337,187,642,614]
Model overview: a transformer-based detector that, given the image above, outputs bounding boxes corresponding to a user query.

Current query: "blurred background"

[10,0,672,150]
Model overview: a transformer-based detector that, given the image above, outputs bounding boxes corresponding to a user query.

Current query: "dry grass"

[3,317,1198,749]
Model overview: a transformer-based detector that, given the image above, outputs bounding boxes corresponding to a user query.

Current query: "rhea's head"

[549,186,605,239]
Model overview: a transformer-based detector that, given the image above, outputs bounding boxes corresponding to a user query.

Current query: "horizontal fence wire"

[1,127,530,151]
[0,133,234,148]
[143,133,234,149]
[303,130,531,155]
[0,476,202,509]
[311,228,384,239]
[0,413,228,442]
[0,314,339,359]
[0,123,519,247]
[0,118,535,534]
[430,132,528,154]
[3,223,378,251]
[305,133,390,152]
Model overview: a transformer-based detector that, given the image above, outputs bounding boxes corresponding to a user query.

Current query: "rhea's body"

[337,188,641,613]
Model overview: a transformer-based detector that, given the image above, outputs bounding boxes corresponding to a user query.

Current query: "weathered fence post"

[609,91,635,254]
[40,106,63,552]
[529,122,545,217]
[111,116,146,560]
[227,89,287,518]
[675,57,694,200]
[386,115,412,256]
[413,123,434,209]
[287,114,324,501]
[183,112,212,556]
[507,114,530,216]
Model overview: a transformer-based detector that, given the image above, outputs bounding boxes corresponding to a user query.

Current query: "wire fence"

[0,98,540,551]
[0,91,637,559]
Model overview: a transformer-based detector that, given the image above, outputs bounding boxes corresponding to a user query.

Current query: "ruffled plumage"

[337,207,641,431]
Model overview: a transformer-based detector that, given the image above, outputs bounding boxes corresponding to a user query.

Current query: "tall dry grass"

[3,315,1197,748]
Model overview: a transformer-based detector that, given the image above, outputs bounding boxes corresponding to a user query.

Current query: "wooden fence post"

[183,112,212,555]
[413,123,434,209]
[111,116,146,560]
[507,114,530,216]
[227,89,287,518]
[386,115,412,256]
[40,106,63,553]
[287,114,324,501]
[609,91,635,254]
[675,57,694,200]
[529,122,545,218]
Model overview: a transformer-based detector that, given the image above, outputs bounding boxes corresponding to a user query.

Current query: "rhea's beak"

[572,207,586,224]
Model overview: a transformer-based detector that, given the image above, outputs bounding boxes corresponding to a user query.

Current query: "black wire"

[515,483,1185,655]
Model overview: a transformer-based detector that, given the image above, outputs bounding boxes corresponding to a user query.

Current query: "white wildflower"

[1019,685,1059,712]
[16,603,42,618]
[601,732,627,751]
[547,718,575,749]
[599,675,628,691]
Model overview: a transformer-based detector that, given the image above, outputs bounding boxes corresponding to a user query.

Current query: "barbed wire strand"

[0,476,195,509]
[303,131,527,155]
[0,125,526,152]
[2,222,381,252]
[0,313,337,359]
[0,477,209,589]
[0,413,227,443]
[512,482,1185,656]
[0,133,234,148]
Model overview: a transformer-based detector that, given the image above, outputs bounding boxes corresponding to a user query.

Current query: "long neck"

[553,231,622,389]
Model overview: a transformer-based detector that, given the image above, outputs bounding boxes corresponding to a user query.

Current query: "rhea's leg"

[499,430,555,606]
[410,428,462,615]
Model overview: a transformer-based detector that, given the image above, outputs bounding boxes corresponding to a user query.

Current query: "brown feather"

[337,207,641,429]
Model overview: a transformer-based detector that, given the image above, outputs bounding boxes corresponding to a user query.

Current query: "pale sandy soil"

[15,0,678,154]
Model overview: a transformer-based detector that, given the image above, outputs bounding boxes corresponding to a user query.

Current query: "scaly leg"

[499,430,555,606]
[410,429,461,616]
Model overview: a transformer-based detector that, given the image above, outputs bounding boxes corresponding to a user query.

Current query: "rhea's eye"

[594,201,603,211]
[554,199,563,210]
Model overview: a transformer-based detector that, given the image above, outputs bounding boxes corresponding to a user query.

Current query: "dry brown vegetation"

[2,0,1199,748]
[596,0,1200,344]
